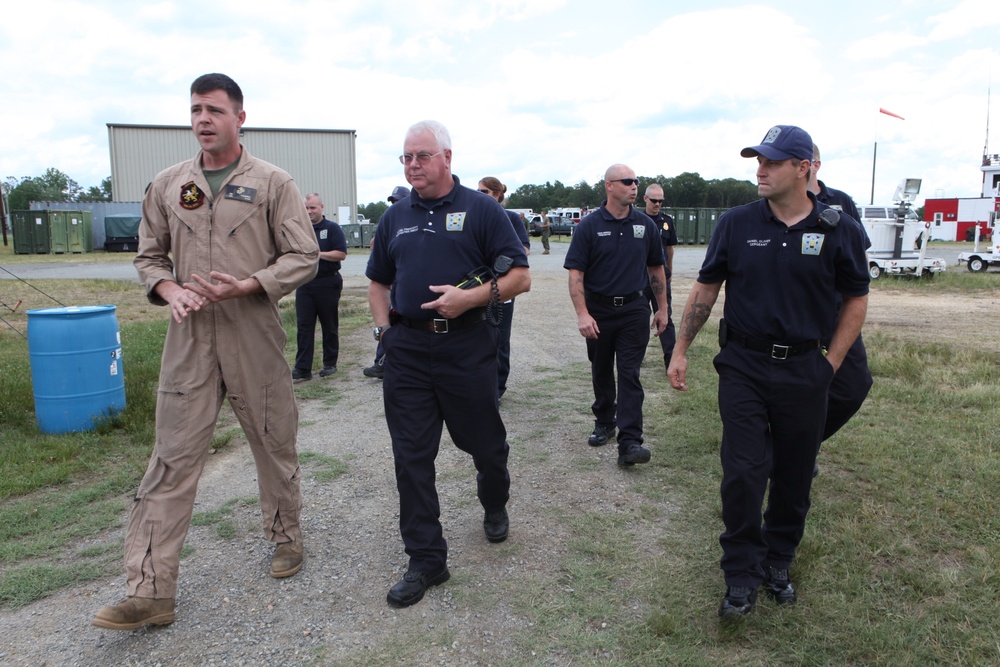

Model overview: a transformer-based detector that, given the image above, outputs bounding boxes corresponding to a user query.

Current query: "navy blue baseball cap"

[388,185,410,202]
[741,125,813,161]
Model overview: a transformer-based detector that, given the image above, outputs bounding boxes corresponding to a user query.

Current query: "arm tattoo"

[648,274,663,295]
[680,302,712,342]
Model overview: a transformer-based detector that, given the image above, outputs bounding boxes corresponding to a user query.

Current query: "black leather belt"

[726,326,820,360]
[585,290,643,307]
[392,308,486,333]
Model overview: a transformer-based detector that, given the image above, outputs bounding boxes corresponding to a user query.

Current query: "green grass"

[1,260,998,664]
[0,269,362,608]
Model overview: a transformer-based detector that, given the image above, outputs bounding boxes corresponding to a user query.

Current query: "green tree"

[705,177,757,208]
[78,176,113,202]
[360,201,389,224]
[664,172,709,207]
[4,168,82,210]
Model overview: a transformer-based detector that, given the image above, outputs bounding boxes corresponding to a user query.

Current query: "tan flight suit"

[127,147,319,599]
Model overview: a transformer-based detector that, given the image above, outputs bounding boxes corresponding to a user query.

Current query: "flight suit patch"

[180,181,204,210]
[632,225,646,238]
[446,212,466,231]
[802,233,825,255]
[224,185,256,203]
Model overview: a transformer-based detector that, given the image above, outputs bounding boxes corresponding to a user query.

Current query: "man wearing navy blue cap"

[668,125,870,618]
[367,121,530,608]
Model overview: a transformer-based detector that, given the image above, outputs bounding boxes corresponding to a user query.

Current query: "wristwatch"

[373,325,389,341]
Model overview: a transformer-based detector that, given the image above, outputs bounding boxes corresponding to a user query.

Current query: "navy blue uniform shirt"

[698,193,869,343]
[815,180,860,221]
[366,176,529,320]
[648,210,678,276]
[815,180,871,248]
[309,218,348,285]
[505,209,531,249]
[564,203,664,296]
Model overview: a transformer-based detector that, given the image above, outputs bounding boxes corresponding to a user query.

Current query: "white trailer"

[956,225,1000,272]
[863,179,947,279]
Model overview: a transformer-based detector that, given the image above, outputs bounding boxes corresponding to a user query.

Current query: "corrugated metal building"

[107,124,357,223]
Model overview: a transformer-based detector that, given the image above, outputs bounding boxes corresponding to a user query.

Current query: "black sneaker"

[718,585,758,618]
[319,366,337,378]
[588,424,615,447]
[483,509,509,543]
[764,567,797,605]
[291,368,312,383]
[617,442,651,466]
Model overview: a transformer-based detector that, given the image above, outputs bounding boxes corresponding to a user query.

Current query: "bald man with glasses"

[565,165,668,467]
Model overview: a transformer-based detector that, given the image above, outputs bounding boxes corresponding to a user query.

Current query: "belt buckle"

[431,318,449,333]
[771,344,789,360]
[613,296,624,306]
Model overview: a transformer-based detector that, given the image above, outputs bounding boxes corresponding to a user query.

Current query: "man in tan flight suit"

[92,73,319,631]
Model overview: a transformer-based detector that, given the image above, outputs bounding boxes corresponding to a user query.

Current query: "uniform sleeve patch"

[224,185,256,203]
[802,233,825,255]
[446,212,467,231]
[633,225,646,238]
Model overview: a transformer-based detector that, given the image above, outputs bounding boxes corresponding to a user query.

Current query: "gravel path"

[0,243,704,666]
[1,242,979,666]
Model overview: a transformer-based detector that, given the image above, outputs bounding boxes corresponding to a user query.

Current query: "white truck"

[860,179,947,279]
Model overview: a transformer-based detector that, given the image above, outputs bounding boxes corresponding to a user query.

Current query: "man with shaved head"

[565,164,668,467]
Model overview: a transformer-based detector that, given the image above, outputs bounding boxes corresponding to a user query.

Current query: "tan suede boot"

[92,597,175,630]
[270,541,304,578]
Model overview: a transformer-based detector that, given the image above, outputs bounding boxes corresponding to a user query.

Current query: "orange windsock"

[879,108,905,120]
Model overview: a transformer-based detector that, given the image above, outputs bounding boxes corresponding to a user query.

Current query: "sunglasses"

[478,188,492,194]
[610,178,640,186]
[646,198,664,204]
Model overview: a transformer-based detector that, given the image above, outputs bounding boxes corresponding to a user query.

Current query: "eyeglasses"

[399,152,442,165]
[478,188,492,194]
[646,198,663,204]
[610,178,640,186]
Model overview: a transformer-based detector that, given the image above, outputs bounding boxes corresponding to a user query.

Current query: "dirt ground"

[0,244,996,665]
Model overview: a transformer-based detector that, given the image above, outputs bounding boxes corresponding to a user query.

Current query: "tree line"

[359,172,758,224]
[3,169,112,211]
[2,168,758,224]
[504,172,758,213]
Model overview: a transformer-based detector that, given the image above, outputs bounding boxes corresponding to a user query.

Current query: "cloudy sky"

[3,0,999,208]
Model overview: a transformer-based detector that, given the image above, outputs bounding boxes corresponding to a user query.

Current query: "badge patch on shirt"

[633,225,646,238]
[662,221,671,231]
[224,185,256,203]
[446,212,467,231]
[802,233,825,255]
[180,181,204,210]
[319,229,328,240]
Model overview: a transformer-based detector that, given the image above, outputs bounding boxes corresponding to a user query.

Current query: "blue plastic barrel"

[27,305,126,434]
